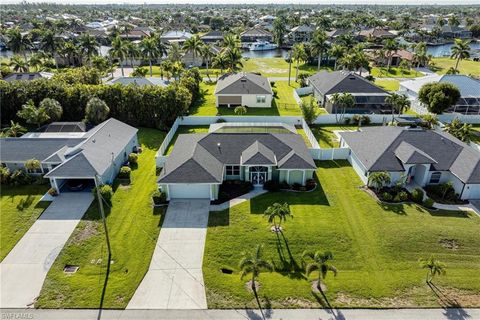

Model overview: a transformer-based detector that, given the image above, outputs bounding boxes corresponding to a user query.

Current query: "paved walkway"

[210,187,267,211]
[0,193,93,308]
[1,307,478,320]
[127,199,210,309]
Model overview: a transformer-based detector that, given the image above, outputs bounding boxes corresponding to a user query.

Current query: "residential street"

[127,199,209,309]
[0,193,93,308]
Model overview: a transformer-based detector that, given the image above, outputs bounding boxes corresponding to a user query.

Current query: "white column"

[302,170,306,185]
[268,166,272,180]
[287,170,290,184]
[166,184,171,201]
[245,166,250,182]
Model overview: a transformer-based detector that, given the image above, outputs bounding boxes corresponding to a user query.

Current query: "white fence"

[438,114,480,124]
[309,147,350,160]
[293,86,313,105]
[155,117,181,167]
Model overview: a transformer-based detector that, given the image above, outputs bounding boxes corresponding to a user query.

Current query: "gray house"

[308,71,391,114]
[0,118,138,193]
[340,126,480,200]
[215,73,273,108]
[158,125,316,200]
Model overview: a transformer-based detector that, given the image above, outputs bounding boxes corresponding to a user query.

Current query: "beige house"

[215,73,273,108]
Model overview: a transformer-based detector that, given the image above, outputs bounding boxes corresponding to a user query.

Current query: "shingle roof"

[400,75,480,97]
[0,138,84,163]
[240,28,272,37]
[3,72,53,82]
[106,77,168,87]
[308,71,387,96]
[340,127,480,183]
[215,73,272,95]
[158,132,316,184]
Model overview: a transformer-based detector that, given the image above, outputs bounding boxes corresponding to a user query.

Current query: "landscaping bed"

[424,184,468,205]
[211,180,254,205]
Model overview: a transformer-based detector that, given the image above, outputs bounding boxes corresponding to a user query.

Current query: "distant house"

[357,27,396,41]
[240,28,273,43]
[308,71,391,114]
[120,26,155,41]
[3,72,53,82]
[259,15,276,24]
[200,30,224,43]
[160,30,193,44]
[182,46,222,67]
[0,118,138,194]
[440,25,472,39]
[215,73,273,108]
[106,77,169,87]
[287,25,315,43]
[340,126,480,200]
[158,123,316,200]
[326,29,350,39]
[399,74,480,114]
[366,49,414,67]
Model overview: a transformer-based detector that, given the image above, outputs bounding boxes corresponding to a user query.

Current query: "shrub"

[152,190,167,205]
[306,179,316,190]
[216,118,226,123]
[93,184,113,203]
[412,188,424,203]
[272,88,278,98]
[48,188,58,196]
[292,183,301,191]
[344,117,351,124]
[398,191,409,202]
[382,192,393,202]
[423,198,435,208]
[280,181,291,190]
[393,194,401,203]
[85,97,110,125]
[128,153,138,165]
[263,180,280,192]
[119,166,131,179]
[270,81,276,87]
[10,169,32,186]
[0,167,10,185]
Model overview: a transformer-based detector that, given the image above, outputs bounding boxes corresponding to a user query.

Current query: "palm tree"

[212,53,228,75]
[385,93,411,122]
[109,36,128,76]
[367,171,391,192]
[155,36,168,77]
[139,37,158,77]
[2,121,26,137]
[7,27,31,62]
[419,256,446,283]
[161,60,173,80]
[383,38,399,71]
[16,100,50,128]
[200,44,216,79]
[28,53,45,71]
[125,41,140,68]
[60,41,80,67]
[421,114,439,129]
[330,92,355,123]
[234,105,247,115]
[302,250,337,293]
[183,35,203,67]
[224,48,243,73]
[10,55,29,72]
[263,202,292,232]
[292,43,307,81]
[223,34,240,50]
[328,44,346,70]
[168,42,183,63]
[78,33,99,66]
[40,30,59,68]
[450,38,471,72]
[310,31,329,71]
[239,245,273,293]
[273,17,287,46]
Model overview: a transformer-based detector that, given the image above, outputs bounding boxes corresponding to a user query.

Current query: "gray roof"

[215,73,272,95]
[3,72,53,82]
[43,122,86,133]
[159,132,316,184]
[0,138,84,163]
[400,75,480,97]
[340,126,480,183]
[107,77,169,87]
[308,71,387,96]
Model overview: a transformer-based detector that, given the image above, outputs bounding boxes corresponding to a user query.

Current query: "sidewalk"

[210,187,267,211]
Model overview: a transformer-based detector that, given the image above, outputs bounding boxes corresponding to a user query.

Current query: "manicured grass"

[0,184,49,261]
[203,161,480,308]
[300,95,328,114]
[431,58,480,77]
[272,81,302,116]
[37,128,166,309]
[242,58,320,78]
[189,82,218,116]
[375,79,400,91]
[165,125,210,155]
[311,124,364,148]
[295,128,312,147]
[371,67,423,78]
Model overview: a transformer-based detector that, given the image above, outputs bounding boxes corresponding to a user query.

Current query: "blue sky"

[3,0,479,4]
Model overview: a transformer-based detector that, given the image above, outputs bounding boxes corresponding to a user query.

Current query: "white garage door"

[169,184,211,199]
[465,184,480,199]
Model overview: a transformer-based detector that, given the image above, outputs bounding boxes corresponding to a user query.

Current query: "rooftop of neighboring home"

[106,77,169,87]
[3,72,53,82]
[160,30,193,40]
[340,126,480,184]
[0,118,137,178]
[158,131,316,184]
[326,28,349,38]
[200,30,224,41]
[358,27,395,38]
[290,25,314,33]
[240,27,273,37]
[400,75,480,98]
[215,72,272,95]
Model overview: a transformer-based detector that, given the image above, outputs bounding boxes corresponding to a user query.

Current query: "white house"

[339,126,480,200]
[215,73,273,108]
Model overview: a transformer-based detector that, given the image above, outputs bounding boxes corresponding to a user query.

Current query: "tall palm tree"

[272,16,287,46]
[139,37,158,77]
[224,48,243,73]
[60,41,80,67]
[328,44,346,70]
[212,53,228,75]
[125,41,140,68]
[40,30,59,68]
[302,250,337,293]
[385,93,411,122]
[383,38,399,71]
[182,35,203,67]
[330,92,355,123]
[223,33,240,50]
[78,33,99,66]
[450,38,471,72]
[155,36,168,77]
[28,53,45,71]
[419,256,446,283]
[292,43,307,81]
[263,202,292,232]
[201,44,216,79]
[7,27,31,62]
[109,36,128,76]
[10,55,29,72]
[239,245,273,293]
[168,42,183,63]
[310,31,329,70]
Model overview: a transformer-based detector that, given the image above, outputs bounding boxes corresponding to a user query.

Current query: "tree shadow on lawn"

[189,87,210,114]
[428,210,472,219]
[378,203,408,216]
[207,209,230,227]
[427,282,471,320]
[272,231,305,280]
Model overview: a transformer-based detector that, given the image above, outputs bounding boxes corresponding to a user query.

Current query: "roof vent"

[240,78,247,82]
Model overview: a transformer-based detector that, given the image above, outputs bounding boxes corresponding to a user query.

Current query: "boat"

[248,41,278,51]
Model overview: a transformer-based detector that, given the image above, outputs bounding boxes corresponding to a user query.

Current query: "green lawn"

[37,128,166,309]
[371,67,423,78]
[272,81,302,116]
[431,58,480,77]
[242,58,321,78]
[189,82,218,116]
[311,124,365,148]
[0,184,49,261]
[375,79,400,91]
[165,125,210,155]
[203,161,480,308]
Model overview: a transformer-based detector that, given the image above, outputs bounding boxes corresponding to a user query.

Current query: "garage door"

[465,184,480,199]
[218,96,241,105]
[169,184,211,199]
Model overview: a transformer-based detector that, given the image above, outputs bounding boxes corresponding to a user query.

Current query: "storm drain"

[63,265,79,274]
[220,268,233,274]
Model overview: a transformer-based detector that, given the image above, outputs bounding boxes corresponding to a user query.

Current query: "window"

[429,172,441,184]
[26,168,42,174]
[256,96,266,104]
[226,165,240,176]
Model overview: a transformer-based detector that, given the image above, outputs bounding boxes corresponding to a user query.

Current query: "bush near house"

[212,180,253,205]
[92,184,113,203]
[378,186,411,203]
[152,190,167,205]
[118,166,131,179]
[411,188,425,204]
[128,153,138,165]
[424,183,466,205]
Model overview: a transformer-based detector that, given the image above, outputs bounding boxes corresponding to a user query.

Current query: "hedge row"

[0,69,201,130]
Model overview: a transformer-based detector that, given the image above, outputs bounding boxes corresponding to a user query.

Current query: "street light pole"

[288,49,292,86]
[94,175,112,259]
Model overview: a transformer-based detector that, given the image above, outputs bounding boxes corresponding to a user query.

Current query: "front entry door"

[250,166,268,186]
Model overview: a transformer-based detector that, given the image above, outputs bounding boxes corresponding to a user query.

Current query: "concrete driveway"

[127,199,210,309]
[0,193,93,308]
